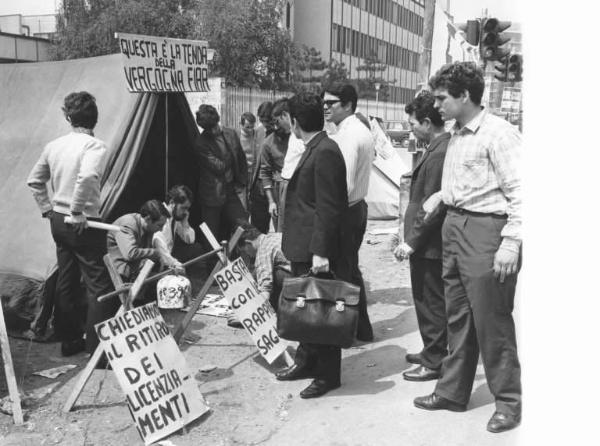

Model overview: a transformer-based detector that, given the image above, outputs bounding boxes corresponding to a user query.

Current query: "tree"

[196,0,297,89]
[51,0,297,90]
[320,59,349,92]
[354,51,394,101]
[51,0,200,60]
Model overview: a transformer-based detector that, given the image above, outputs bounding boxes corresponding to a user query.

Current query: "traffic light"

[494,54,523,83]
[494,56,509,82]
[480,18,511,62]
[457,20,480,46]
[507,54,523,82]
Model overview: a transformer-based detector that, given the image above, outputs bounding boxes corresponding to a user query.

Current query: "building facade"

[288,0,425,104]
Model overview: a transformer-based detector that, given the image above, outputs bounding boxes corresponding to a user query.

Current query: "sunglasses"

[323,99,341,107]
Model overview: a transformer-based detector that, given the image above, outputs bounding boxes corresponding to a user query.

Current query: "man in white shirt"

[322,84,375,342]
[27,91,116,357]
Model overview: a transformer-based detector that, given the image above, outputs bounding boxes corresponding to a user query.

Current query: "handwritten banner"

[215,258,287,364]
[95,303,208,445]
[115,32,210,93]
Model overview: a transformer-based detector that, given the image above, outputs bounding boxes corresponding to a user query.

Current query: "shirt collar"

[427,132,450,151]
[304,131,322,147]
[452,107,487,135]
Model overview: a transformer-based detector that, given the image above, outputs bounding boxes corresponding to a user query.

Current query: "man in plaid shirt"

[236,222,292,311]
[413,62,522,434]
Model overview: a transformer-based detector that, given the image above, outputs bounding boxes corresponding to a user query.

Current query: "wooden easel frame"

[0,303,23,424]
[62,258,154,413]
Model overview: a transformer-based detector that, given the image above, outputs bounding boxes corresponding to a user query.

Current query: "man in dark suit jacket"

[394,91,450,382]
[276,92,349,399]
[194,105,248,242]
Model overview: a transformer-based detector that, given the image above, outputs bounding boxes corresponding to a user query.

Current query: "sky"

[446,0,522,23]
[0,0,58,16]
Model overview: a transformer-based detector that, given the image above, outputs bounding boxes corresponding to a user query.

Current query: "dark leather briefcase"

[276,273,360,348]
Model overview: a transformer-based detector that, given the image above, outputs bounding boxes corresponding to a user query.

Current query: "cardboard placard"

[115,32,210,93]
[214,258,287,364]
[95,303,208,445]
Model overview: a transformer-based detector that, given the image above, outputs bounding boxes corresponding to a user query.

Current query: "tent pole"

[165,93,169,199]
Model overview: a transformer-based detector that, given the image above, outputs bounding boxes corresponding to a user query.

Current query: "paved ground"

[0,219,521,446]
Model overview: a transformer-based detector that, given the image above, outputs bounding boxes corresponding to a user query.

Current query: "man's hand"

[169,260,185,275]
[268,201,278,217]
[69,213,88,235]
[423,192,443,221]
[311,254,329,274]
[493,247,519,283]
[393,242,414,261]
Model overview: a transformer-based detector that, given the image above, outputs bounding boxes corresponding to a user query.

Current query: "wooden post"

[62,259,154,413]
[0,303,23,424]
[171,225,243,343]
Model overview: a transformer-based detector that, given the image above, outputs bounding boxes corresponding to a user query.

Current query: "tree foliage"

[355,51,394,100]
[51,0,200,60]
[320,59,349,92]
[51,0,297,90]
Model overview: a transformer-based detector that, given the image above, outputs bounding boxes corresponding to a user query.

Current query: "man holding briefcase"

[277,92,350,399]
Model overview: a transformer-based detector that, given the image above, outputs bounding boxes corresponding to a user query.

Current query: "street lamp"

[374,82,381,113]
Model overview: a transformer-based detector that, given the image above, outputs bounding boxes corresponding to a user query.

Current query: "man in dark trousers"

[276,92,349,399]
[394,91,449,382]
[323,83,374,342]
[27,91,116,357]
[194,104,248,243]
[248,102,274,233]
[414,62,522,434]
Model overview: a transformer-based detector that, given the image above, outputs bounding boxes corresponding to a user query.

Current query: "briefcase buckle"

[335,301,345,312]
[296,296,306,308]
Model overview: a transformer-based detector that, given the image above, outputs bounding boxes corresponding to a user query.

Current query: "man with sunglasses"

[322,84,375,342]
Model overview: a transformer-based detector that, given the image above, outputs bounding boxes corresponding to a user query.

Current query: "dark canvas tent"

[0,54,202,328]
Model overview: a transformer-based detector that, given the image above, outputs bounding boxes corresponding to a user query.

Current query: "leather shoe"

[299,379,340,399]
[403,365,441,382]
[414,393,466,412]
[275,364,314,381]
[61,338,85,357]
[487,411,521,433]
[405,352,422,365]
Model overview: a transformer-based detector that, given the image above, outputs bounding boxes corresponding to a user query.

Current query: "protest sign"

[115,32,210,93]
[214,258,287,364]
[95,303,208,445]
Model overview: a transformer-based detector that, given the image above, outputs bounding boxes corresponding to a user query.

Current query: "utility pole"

[417,0,436,93]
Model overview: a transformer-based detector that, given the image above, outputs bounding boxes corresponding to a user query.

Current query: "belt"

[447,206,507,219]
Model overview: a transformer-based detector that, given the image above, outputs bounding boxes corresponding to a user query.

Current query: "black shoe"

[275,364,314,381]
[61,338,85,357]
[405,352,423,365]
[414,393,467,412]
[487,411,521,433]
[299,379,340,399]
[403,365,441,382]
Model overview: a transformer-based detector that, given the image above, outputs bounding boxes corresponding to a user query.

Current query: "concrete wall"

[292,0,332,59]
[0,32,51,62]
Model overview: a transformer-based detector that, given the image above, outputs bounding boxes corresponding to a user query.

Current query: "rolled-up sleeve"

[490,128,522,251]
[27,147,53,214]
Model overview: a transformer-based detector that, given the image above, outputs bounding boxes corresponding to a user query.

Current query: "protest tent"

[0,54,202,327]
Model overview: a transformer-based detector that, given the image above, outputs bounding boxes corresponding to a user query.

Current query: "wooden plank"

[172,225,243,344]
[0,304,23,424]
[62,259,153,413]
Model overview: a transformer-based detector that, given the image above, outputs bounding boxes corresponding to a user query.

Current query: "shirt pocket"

[460,159,488,189]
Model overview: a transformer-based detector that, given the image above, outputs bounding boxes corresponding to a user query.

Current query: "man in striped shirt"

[323,84,375,342]
[413,62,522,434]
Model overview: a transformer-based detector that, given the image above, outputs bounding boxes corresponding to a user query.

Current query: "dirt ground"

[0,219,520,446]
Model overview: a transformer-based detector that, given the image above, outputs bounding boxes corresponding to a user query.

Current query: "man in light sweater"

[27,91,117,357]
[322,83,375,342]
